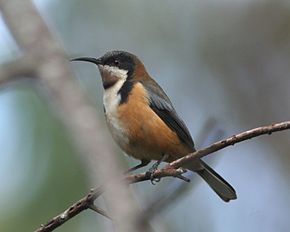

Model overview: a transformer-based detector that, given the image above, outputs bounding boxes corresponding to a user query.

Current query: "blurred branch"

[0,55,36,85]
[35,120,290,231]
[0,1,147,232]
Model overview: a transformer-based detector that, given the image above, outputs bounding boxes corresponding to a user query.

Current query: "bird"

[71,50,237,202]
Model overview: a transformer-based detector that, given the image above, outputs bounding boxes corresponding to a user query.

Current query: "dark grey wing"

[140,79,195,150]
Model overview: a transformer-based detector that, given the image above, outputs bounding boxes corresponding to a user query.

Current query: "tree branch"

[0,55,36,85]
[167,121,290,170]
[35,120,290,232]
[35,187,104,232]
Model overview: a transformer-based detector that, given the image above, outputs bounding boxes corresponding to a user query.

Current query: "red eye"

[114,59,119,65]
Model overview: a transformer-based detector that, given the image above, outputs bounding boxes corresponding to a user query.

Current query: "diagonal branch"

[35,187,104,232]
[167,121,290,170]
[35,120,290,232]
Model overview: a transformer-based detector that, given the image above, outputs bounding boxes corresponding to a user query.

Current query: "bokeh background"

[1,0,290,231]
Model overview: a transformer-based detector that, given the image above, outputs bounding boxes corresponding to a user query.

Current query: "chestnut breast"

[112,82,192,161]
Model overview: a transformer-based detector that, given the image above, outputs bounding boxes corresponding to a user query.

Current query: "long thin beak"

[70,57,102,65]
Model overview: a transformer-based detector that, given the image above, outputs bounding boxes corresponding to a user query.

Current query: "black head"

[72,51,136,78]
[71,50,149,91]
[98,51,136,77]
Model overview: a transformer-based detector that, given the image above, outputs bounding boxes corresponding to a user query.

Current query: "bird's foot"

[145,170,160,185]
[146,162,160,184]
[146,154,169,184]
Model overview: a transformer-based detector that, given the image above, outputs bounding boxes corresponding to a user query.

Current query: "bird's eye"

[113,59,120,65]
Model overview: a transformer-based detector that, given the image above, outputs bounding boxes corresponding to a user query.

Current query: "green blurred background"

[0,0,290,231]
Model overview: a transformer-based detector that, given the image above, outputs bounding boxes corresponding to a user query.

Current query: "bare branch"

[126,121,290,184]
[35,188,103,232]
[35,120,290,232]
[167,121,290,170]
[0,55,36,85]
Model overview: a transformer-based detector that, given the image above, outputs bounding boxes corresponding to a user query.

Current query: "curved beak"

[70,57,102,65]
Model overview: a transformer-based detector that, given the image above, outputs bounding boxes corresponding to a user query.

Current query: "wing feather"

[140,79,195,150]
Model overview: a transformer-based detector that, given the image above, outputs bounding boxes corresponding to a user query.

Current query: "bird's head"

[72,51,148,89]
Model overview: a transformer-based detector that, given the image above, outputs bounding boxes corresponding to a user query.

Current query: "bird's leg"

[147,154,169,184]
[124,159,150,174]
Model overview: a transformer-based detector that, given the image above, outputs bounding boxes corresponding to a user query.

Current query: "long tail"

[191,160,237,202]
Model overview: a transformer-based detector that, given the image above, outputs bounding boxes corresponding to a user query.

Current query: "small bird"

[72,51,237,202]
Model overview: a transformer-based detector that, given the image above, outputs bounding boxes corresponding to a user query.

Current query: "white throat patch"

[99,65,128,80]
[101,64,128,113]
[103,78,126,114]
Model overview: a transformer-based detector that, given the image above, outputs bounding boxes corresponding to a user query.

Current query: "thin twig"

[35,120,290,232]
[89,204,112,220]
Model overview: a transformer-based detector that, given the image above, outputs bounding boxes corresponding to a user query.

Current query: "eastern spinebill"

[71,51,237,202]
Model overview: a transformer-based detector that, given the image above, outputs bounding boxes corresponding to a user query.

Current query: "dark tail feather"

[196,160,237,202]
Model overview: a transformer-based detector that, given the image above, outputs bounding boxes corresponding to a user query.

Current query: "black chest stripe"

[118,81,134,104]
